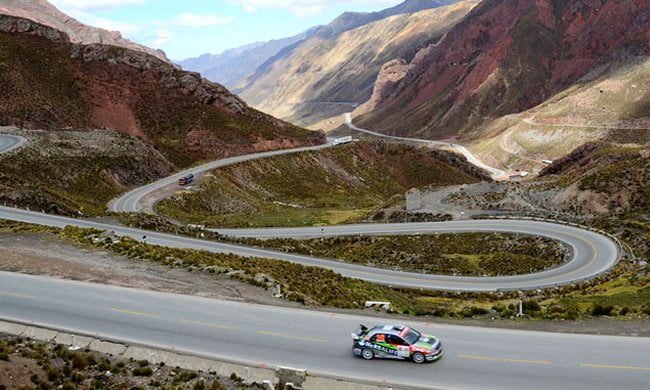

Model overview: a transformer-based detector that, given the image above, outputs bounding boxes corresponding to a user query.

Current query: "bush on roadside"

[132,366,153,376]
[591,304,615,316]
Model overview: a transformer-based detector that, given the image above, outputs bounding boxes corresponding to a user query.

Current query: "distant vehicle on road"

[178,174,195,186]
[352,324,443,364]
[333,136,353,146]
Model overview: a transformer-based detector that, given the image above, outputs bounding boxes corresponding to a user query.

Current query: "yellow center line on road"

[459,354,552,365]
[258,330,328,344]
[0,290,38,300]
[179,319,235,330]
[580,363,650,371]
[110,308,160,318]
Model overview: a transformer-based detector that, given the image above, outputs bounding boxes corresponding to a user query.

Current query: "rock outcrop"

[365,59,409,111]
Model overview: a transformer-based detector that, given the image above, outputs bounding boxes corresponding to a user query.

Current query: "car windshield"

[403,328,421,344]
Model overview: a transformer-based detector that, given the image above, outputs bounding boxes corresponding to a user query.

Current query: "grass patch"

[231,233,567,276]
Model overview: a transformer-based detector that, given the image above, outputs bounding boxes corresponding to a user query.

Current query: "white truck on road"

[333,136,353,146]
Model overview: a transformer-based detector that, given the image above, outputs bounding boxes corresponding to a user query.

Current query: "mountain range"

[354,0,649,170]
[179,0,459,90]
[357,0,650,136]
[179,0,648,172]
[238,0,479,128]
[1,0,648,174]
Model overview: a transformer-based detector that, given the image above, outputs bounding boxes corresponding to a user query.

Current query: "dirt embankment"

[0,232,289,307]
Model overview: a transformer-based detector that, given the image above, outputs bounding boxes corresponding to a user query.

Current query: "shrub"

[71,372,84,383]
[174,371,198,383]
[62,382,77,390]
[132,367,153,376]
[0,352,9,361]
[522,300,541,313]
[591,304,615,316]
[47,367,62,383]
[90,378,104,390]
[97,359,111,372]
[194,381,206,390]
[71,353,89,370]
[137,360,149,367]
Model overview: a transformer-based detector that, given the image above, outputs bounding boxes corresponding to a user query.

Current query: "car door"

[388,335,411,359]
[369,333,394,358]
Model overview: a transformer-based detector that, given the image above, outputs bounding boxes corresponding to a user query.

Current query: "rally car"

[352,324,443,364]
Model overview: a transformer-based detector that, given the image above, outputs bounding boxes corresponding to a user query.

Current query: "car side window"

[371,333,386,343]
[387,335,408,346]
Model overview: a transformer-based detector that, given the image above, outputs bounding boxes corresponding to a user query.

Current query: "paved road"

[0,206,618,292]
[1,271,648,390]
[110,141,335,213]
[0,133,26,154]
[344,113,506,179]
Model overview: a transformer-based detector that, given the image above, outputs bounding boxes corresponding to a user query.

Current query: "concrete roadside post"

[69,335,80,351]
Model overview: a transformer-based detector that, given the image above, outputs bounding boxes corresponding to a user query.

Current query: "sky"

[50,0,404,60]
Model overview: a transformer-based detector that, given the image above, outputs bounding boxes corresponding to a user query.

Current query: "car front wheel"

[412,352,425,364]
[361,348,374,360]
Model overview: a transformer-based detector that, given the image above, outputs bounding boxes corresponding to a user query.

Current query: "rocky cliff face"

[360,0,650,139]
[364,59,409,111]
[0,15,324,167]
[238,0,477,128]
[0,0,169,62]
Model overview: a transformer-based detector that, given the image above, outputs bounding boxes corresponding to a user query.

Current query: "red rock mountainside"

[0,0,169,62]
[0,15,324,166]
[360,0,650,139]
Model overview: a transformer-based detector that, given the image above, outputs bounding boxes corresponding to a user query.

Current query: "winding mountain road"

[344,113,506,179]
[0,206,620,291]
[0,133,620,292]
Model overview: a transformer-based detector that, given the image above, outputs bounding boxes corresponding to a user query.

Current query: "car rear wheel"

[413,352,425,364]
[361,348,374,360]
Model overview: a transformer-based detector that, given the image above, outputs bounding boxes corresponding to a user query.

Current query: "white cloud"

[66,9,142,34]
[172,12,235,28]
[152,30,173,46]
[55,6,234,51]
[229,0,400,18]
[50,0,148,11]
